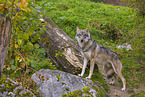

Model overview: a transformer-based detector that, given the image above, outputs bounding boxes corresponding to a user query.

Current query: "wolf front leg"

[78,57,88,77]
[86,58,95,79]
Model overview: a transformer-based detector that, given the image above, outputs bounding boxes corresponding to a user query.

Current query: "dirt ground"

[98,65,145,97]
[109,84,145,97]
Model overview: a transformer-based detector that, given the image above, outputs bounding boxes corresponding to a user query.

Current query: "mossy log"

[39,16,83,74]
[0,14,11,80]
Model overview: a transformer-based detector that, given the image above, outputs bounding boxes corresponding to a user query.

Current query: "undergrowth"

[0,0,144,96]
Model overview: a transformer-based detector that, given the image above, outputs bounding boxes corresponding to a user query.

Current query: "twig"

[14,51,38,74]
[14,50,28,71]
[14,67,22,73]
[28,67,37,72]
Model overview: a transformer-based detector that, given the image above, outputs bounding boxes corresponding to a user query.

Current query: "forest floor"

[109,84,145,97]
[98,65,145,97]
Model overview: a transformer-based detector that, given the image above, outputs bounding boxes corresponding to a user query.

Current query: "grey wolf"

[75,27,126,91]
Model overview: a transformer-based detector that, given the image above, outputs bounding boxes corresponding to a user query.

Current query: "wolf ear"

[77,27,80,32]
[84,28,90,37]
[84,28,89,33]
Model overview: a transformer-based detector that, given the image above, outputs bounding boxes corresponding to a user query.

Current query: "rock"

[31,69,99,97]
[0,78,36,97]
[117,43,132,51]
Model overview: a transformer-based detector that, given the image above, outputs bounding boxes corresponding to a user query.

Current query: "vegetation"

[0,0,144,96]
[121,0,145,17]
[62,86,106,97]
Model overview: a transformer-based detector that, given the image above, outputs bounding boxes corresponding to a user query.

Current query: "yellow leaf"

[7,65,11,70]
[10,44,13,47]
[20,8,27,12]
[15,44,18,48]
[20,63,25,68]
[7,0,12,5]
[28,42,33,46]
[16,56,20,60]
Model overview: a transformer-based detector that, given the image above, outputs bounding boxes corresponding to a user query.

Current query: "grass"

[35,0,145,95]
[1,0,145,96]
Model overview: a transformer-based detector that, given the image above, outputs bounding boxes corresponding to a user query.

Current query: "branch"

[14,50,28,70]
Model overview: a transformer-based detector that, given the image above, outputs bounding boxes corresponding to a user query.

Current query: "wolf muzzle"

[81,39,83,43]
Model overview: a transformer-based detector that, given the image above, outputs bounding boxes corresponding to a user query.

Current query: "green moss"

[0,77,7,84]
[72,89,83,96]
[17,89,22,94]
[127,89,135,94]
[66,87,70,91]
[96,87,106,97]
[62,89,83,97]
[0,78,35,96]
[62,94,67,97]
[62,82,66,85]
[130,90,145,97]
[83,86,90,94]
[55,52,63,57]
[62,86,105,97]
[56,74,62,81]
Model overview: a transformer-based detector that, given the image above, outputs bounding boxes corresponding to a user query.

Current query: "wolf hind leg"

[104,64,114,79]
[105,65,116,85]
[110,61,126,91]
[109,73,118,85]
[116,71,126,91]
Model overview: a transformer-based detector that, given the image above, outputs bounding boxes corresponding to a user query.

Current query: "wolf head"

[75,27,90,45]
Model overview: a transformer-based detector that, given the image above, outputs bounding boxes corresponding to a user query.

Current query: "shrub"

[101,21,121,41]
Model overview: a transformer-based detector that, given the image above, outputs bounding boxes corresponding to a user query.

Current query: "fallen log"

[39,16,83,74]
[0,14,12,80]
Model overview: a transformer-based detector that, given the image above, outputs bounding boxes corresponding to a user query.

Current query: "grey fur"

[76,27,126,91]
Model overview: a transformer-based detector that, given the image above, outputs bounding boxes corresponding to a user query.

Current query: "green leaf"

[42,26,46,31]
[18,39,22,46]
[30,60,37,68]
[11,65,16,70]
[23,33,29,40]
[34,44,40,49]
[40,28,44,33]
[39,48,45,54]
[10,60,14,65]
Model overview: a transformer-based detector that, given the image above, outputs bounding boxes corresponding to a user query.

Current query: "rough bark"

[0,14,11,80]
[39,16,83,74]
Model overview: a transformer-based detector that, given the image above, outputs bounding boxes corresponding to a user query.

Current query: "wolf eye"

[84,34,88,38]
[77,34,81,38]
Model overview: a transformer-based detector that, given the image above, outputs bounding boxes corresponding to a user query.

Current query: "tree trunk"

[0,14,11,80]
[39,16,83,74]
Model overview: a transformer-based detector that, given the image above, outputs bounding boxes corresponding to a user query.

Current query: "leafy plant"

[0,0,144,96]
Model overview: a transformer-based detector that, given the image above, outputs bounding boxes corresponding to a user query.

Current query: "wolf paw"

[109,81,115,85]
[85,76,91,79]
[78,74,83,77]
[121,88,126,91]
